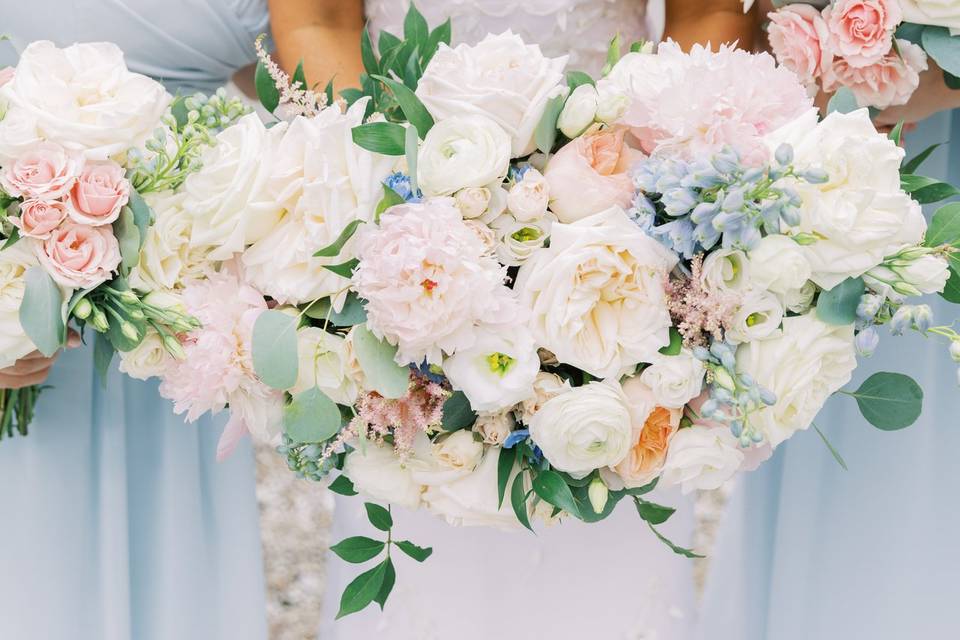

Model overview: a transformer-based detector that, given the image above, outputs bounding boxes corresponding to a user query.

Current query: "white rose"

[889,254,950,295]
[129,190,211,292]
[595,84,629,124]
[767,109,925,289]
[118,330,171,380]
[416,31,568,156]
[725,290,785,344]
[660,425,744,494]
[639,349,705,409]
[443,325,540,413]
[421,448,524,530]
[899,0,960,35]
[0,241,40,368]
[473,410,515,445]
[529,381,633,478]
[557,84,598,138]
[700,249,751,293]
[291,327,359,405]
[738,313,856,447]
[517,206,677,378]
[519,371,572,424]
[417,115,511,197]
[784,281,817,314]
[490,213,553,267]
[0,107,42,164]
[748,235,811,298]
[1,41,169,158]
[343,441,423,509]
[433,430,484,472]
[506,168,550,222]
[454,187,492,219]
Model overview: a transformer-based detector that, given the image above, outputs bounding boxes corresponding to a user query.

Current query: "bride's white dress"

[320,2,695,639]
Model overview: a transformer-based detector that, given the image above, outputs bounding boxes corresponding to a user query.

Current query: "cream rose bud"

[738,313,856,447]
[893,254,950,295]
[422,448,525,530]
[899,0,960,34]
[748,235,812,297]
[529,381,634,478]
[639,350,705,409]
[443,326,540,413]
[519,371,572,423]
[0,242,41,369]
[416,31,568,156]
[557,84,598,138]
[700,249,751,293]
[490,214,553,267]
[595,85,629,124]
[473,410,515,445]
[660,425,744,494]
[343,442,423,509]
[506,168,550,222]
[454,187,492,219]
[417,115,511,197]
[725,290,785,344]
[433,430,484,472]
[290,327,359,405]
[118,330,171,380]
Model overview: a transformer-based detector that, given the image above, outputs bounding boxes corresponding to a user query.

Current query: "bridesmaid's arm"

[663,0,759,50]
[267,0,365,89]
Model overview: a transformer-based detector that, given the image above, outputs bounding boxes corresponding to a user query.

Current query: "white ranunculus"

[529,381,634,478]
[443,325,540,413]
[421,448,524,530]
[118,330,171,380]
[454,186,492,219]
[748,235,812,298]
[639,349,705,409]
[767,109,925,289]
[129,190,211,292]
[700,249,751,293]
[557,84,598,138]
[518,371,572,424]
[660,425,744,494]
[417,115,511,197]
[517,206,678,378]
[1,41,169,158]
[433,430,484,472]
[738,313,857,447]
[506,168,550,222]
[0,241,40,368]
[725,290,785,344]
[184,113,285,260]
[899,0,960,35]
[473,410,515,445]
[416,31,568,157]
[290,327,359,405]
[490,213,553,267]
[0,107,42,164]
[343,441,423,509]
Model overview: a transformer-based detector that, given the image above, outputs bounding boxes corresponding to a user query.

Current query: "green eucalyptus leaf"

[113,206,141,273]
[330,536,385,563]
[816,277,864,325]
[534,95,565,155]
[922,26,960,77]
[283,387,341,444]
[251,310,299,390]
[827,87,859,114]
[336,560,388,619]
[352,325,410,399]
[850,372,923,431]
[19,267,64,357]
[302,293,367,326]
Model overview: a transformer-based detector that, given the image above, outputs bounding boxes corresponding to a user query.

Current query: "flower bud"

[454,187,492,220]
[790,232,818,245]
[557,84,598,138]
[802,168,829,184]
[855,327,880,357]
[913,304,933,332]
[121,322,140,342]
[774,143,794,166]
[587,476,609,515]
[73,298,93,320]
[117,289,139,305]
[713,367,736,391]
[889,306,913,335]
[949,341,960,363]
[90,307,109,332]
[595,86,628,123]
[162,334,187,360]
[856,294,881,321]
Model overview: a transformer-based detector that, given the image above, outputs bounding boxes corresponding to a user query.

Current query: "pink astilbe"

[349,376,448,458]
[665,255,741,346]
[254,35,327,118]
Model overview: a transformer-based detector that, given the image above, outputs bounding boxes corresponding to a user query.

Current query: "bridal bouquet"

[0,41,245,440]
[756,0,960,109]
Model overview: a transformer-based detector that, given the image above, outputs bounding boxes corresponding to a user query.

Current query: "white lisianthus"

[506,168,550,222]
[725,290,785,344]
[517,206,677,378]
[473,410,515,445]
[0,41,169,158]
[417,115,511,197]
[433,430,485,472]
[129,190,212,292]
[738,313,857,447]
[454,186,492,219]
[557,84,598,138]
[519,371,572,424]
[118,330,171,380]
[443,325,540,413]
[639,350,705,409]
[700,249,751,293]
[416,31,568,157]
[421,448,524,530]
[899,0,960,34]
[660,425,744,494]
[489,213,553,267]
[529,381,634,478]
[343,441,423,509]
[595,84,630,124]
[0,241,41,368]
[290,327,359,405]
[748,235,812,299]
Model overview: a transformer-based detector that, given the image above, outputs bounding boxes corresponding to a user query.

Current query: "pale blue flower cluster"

[854,291,934,357]
[384,171,422,203]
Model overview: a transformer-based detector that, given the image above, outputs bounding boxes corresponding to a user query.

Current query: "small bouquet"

[0,41,245,440]
[757,0,960,109]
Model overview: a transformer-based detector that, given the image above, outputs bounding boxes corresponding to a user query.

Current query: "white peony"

[899,0,960,35]
[416,31,568,156]
[0,241,41,368]
[118,329,171,380]
[737,313,857,447]
[529,381,634,478]
[639,349,705,409]
[290,327,360,405]
[725,290,785,344]
[417,115,511,197]
[1,41,169,158]
[343,441,423,509]
[0,107,42,164]
[660,425,744,494]
[421,448,524,530]
[700,249,751,293]
[517,206,678,378]
[748,235,812,299]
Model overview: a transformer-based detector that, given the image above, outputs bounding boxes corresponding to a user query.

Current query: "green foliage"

[373,75,434,138]
[566,70,595,90]
[658,327,682,356]
[497,446,516,509]
[337,561,389,619]
[849,372,923,431]
[510,472,534,532]
[534,95,565,155]
[251,310,299,390]
[634,498,675,525]
[255,59,280,113]
[394,540,433,562]
[646,521,704,558]
[921,26,960,78]
[302,293,367,327]
[827,87,859,114]
[902,143,943,174]
[365,502,394,531]
[441,391,476,431]
[352,325,411,399]
[816,277,864,325]
[352,122,407,156]
[925,203,960,248]
[19,267,64,357]
[283,387,342,444]
[531,469,582,519]
[313,220,364,258]
[328,474,358,496]
[901,174,960,204]
[330,536,386,563]
[813,423,848,471]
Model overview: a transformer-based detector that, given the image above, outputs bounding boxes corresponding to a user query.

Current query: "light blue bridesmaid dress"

[696,110,960,640]
[0,3,269,639]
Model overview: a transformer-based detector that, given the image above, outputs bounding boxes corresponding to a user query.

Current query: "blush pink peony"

[823,39,928,108]
[36,222,121,288]
[67,161,130,226]
[12,199,68,239]
[0,141,81,200]
[768,4,833,86]
[823,0,901,68]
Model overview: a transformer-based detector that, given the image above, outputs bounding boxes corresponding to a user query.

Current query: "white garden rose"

[343,441,423,509]
[506,168,550,222]
[0,107,42,164]
[639,350,705,409]
[290,328,359,405]
[473,410,515,445]
[490,213,553,267]
[118,330,171,380]
[454,186,492,219]
[899,0,960,34]
[784,281,817,314]
[748,235,812,298]
[1,41,169,158]
[421,448,524,530]
[529,381,634,478]
[443,325,540,413]
[517,206,677,378]
[519,371,572,423]
[416,31,567,156]
[595,83,630,124]
[557,83,598,138]
[417,115,511,197]
[660,425,744,494]
[700,249,750,293]
[725,290,785,344]
[0,241,40,369]
[129,190,212,291]
[432,430,484,472]
[738,313,857,447]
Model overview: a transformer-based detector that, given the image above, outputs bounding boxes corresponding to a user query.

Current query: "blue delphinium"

[384,171,422,203]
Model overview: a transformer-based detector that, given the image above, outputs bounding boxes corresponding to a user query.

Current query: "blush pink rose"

[0,67,14,87]
[67,161,130,226]
[823,39,928,108]
[0,142,82,200]
[12,199,68,239]
[544,127,638,223]
[768,5,833,85]
[823,0,901,68]
[37,222,122,288]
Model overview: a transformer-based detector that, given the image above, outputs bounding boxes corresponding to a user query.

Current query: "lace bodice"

[365,0,657,75]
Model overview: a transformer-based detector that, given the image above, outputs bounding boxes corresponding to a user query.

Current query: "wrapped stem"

[0,385,41,441]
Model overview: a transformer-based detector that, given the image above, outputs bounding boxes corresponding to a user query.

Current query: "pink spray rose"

[37,222,121,288]
[544,127,638,223]
[768,5,833,86]
[67,161,130,226]
[823,39,928,108]
[0,142,81,200]
[823,0,901,68]
[12,199,68,239]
